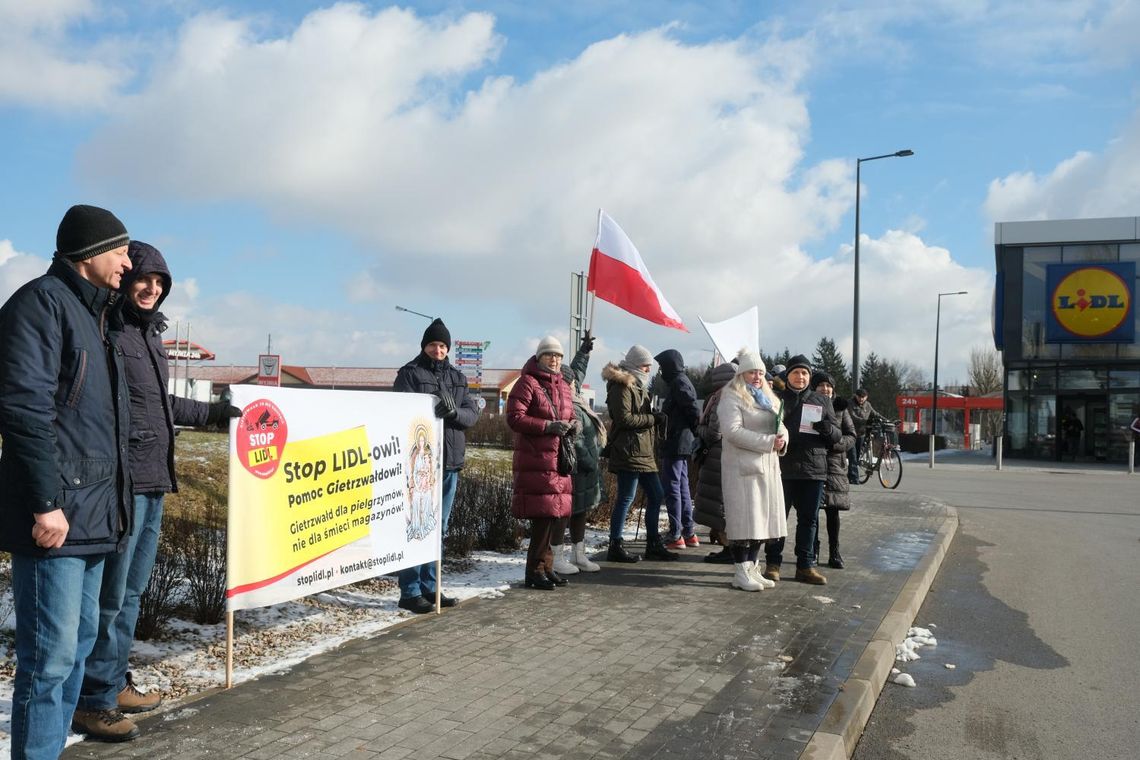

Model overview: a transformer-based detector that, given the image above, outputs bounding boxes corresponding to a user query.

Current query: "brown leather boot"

[794,567,828,585]
[71,708,140,742]
[761,564,780,582]
[117,672,162,714]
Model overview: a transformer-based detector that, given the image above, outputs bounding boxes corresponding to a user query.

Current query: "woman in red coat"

[507,336,579,590]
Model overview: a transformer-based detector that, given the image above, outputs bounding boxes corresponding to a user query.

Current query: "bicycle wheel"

[857,443,874,484]
[877,448,903,489]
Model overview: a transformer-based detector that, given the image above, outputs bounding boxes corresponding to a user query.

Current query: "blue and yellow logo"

[1045,263,1134,343]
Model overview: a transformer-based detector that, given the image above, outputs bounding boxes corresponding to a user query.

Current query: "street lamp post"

[395,305,435,321]
[930,290,968,467]
[851,149,914,390]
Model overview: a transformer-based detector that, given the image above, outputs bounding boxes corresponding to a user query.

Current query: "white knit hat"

[734,349,766,375]
[536,335,564,357]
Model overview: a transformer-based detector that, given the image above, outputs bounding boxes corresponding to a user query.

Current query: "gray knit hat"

[622,344,653,367]
[536,335,564,357]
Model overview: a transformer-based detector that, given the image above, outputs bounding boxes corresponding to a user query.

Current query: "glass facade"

[999,223,1140,463]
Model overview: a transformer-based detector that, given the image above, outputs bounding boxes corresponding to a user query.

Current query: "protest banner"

[226,385,443,613]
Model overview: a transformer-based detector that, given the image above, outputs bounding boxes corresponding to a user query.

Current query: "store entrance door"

[1056,394,1108,462]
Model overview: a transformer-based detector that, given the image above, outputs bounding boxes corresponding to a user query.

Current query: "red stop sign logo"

[236,399,288,479]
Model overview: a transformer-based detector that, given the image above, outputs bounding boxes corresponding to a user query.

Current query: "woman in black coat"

[811,372,856,569]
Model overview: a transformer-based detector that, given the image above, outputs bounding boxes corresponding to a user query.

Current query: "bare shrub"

[446,467,521,556]
[135,526,184,640]
[0,553,14,633]
[466,413,513,448]
[174,473,228,625]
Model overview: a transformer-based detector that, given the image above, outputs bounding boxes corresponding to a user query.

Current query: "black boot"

[545,569,569,586]
[606,538,641,563]
[644,536,680,561]
[524,573,555,590]
[828,546,844,569]
[703,546,733,564]
[813,539,821,565]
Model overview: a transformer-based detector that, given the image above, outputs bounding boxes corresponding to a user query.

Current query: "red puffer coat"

[507,356,575,519]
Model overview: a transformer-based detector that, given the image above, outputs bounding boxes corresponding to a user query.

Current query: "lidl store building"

[994,217,1139,463]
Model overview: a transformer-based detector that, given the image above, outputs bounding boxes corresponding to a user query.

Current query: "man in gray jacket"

[0,205,134,759]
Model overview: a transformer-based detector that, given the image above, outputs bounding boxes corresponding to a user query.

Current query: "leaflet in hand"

[799,403,823,434]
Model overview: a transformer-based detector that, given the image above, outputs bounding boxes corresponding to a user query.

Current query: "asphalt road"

[853,452,1140,760]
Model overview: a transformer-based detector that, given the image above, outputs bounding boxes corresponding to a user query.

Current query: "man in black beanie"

[391,318,482,613]
[0,205,137,753]
[762,353,841,585]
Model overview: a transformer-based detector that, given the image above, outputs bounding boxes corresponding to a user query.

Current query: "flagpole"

[586,208,603,334]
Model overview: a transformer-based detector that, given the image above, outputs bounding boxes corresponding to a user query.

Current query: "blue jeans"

[660,457,695,541]
[10,552,105,760]
[608,470,665,542]
[79,492,165,711]
[398,469,458,599]
[764,479,825,570]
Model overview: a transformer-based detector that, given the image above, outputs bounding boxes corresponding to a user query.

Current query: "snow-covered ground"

[0,531,612,754]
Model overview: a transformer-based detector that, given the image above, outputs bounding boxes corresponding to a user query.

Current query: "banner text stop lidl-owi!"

[226,385,443,611]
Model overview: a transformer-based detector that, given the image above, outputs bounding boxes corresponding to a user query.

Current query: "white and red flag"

[587,209,688,332]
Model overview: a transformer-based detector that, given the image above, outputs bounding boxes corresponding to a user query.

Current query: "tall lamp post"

[851,149,914,390]
[395,305,435,321]
[930,290,968,467]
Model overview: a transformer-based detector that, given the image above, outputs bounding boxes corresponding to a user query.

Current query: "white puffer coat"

[718,387,788,541]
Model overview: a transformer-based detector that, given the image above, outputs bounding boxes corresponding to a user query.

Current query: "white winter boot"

[571,541,600,572]
[732,562,763,591]
[551,543,580,575]
[748,562,776,589]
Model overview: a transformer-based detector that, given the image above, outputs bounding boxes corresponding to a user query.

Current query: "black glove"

[434,391,458,421]
[833,397,848,412]
[207,402,242,427]
[811,419,830,434]
[545,420,572,436]
[566,418,582,437]
[653,412,668,428]
[579,331,595,353]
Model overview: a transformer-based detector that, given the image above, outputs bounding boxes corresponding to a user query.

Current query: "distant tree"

[860,352,902,418]
[968,346,1003,441]
[811,337,851,398]
[896,361,929,391]
[762,347,793,373]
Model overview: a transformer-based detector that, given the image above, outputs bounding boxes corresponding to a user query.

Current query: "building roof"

[182,364,521,391]
[994,216,1140,247]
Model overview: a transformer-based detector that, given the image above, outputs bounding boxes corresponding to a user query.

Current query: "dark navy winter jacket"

[393,352,481,470]
[118,242,211,493]
[0,258,132,556]
[777,384,841,481]
[654,350,701,458]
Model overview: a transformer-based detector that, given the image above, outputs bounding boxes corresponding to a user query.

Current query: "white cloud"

[984,114,1140,221]
[72,5,999,381]
[0,240,50,304]
[801,0,1140,73]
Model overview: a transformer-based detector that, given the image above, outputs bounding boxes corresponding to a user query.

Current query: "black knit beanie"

[421,318,451,349]
[786,354,812,374]
[56,205,129,261]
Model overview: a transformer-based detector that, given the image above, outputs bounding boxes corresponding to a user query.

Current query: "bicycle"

[856,418,903,489]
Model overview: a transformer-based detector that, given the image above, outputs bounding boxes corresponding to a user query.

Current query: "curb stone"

[802,506,959,759]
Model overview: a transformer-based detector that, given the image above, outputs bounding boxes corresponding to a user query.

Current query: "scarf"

[619,360,649,388]
[749,384,775,412]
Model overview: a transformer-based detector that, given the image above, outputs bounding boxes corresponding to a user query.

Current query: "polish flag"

[587,210,688,332]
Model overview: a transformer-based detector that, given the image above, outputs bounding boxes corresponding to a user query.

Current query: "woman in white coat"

[718,350,788,591]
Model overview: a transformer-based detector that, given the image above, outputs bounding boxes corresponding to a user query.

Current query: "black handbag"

[538,383,577,475]
[557,433,577,476]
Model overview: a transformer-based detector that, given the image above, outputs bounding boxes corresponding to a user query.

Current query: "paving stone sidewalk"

[66,491,953,760]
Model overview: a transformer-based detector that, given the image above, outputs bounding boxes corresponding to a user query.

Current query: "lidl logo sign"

[1045,263,1134,343]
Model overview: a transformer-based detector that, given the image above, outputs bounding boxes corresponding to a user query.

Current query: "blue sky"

[2,0,1139,387]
